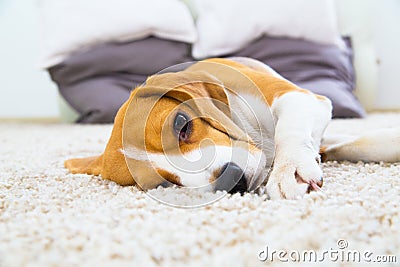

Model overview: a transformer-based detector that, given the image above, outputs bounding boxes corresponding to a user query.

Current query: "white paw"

[266,152,323,200]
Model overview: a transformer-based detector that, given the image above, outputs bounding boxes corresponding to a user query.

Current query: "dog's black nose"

[215,162,247,195]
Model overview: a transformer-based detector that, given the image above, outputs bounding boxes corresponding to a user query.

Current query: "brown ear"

[142,71,248,142]
[64,92,136,185]
[144,70,229,108]
[145,71,230,116]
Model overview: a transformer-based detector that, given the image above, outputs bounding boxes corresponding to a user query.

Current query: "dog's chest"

[227,91,275,162]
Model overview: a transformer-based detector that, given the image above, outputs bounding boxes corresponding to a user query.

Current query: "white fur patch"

[226,92,275,154]
[266,91,333,199]
[323,128,400,162]
[121,145,267,191]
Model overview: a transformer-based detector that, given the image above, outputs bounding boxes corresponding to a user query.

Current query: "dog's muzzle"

[214,162,247,195]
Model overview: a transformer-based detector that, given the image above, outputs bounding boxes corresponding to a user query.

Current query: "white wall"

[0,0,399,119]
[0,0,59,119]
[374,0,400,110]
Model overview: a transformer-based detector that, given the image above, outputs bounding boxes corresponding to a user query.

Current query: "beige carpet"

[0,113,399,266]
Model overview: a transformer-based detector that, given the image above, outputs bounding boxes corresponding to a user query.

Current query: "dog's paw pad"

[266,158,323,200]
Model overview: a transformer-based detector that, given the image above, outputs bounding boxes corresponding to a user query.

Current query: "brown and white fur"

[65,57,400,199]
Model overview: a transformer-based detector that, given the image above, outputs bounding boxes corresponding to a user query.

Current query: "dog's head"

[65,62,274,196]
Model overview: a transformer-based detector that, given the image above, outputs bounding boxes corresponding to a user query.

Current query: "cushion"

[49,37,192,123]
[233,36,366,118]
[38,0,197,68]
[51,36,365,123]
[335,0,378,111]
[191,0,342,59]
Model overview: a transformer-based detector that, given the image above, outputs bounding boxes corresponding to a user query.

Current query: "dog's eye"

[173,113,192,142]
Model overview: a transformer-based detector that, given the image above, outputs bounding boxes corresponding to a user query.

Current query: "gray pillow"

[49,36,365,123]
[232,36,366,118]
[49,37,192,123]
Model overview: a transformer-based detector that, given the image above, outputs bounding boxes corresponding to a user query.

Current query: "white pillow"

[38,0,197,68]
[191,0,341,59]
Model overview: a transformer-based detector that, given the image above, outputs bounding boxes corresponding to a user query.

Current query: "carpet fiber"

[1,113,399,266]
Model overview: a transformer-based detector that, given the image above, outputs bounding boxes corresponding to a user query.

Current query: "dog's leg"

[321,128,400,162]
[266,92,332,199]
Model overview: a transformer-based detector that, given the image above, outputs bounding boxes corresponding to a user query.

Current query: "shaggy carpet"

[0,113,399,266]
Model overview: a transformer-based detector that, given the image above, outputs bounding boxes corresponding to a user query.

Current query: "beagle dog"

[65,57,400,199]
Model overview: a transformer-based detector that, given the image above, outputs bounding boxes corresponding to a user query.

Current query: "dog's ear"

[143,70,231,117]
[141,71,248,142]
[65,94,136,185]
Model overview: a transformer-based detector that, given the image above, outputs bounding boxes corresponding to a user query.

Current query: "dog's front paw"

[266,154,323,200]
